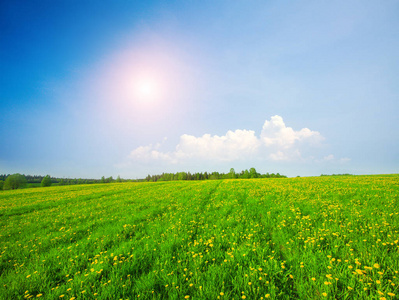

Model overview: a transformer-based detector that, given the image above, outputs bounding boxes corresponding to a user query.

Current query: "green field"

[1,175,398,299]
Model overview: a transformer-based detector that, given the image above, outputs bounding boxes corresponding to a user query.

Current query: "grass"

[0,175,398,299]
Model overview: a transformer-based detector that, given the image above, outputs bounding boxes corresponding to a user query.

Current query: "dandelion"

[322,293,327,297]
[311,278,316,281]
[374,263,380,269]
[36,294,43,298]
[220,292,224,296]
[184,296,190,299]
[265,294,270,298]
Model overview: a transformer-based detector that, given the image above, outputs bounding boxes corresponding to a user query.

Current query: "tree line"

[144,168,286,182]
[0,168,287,190]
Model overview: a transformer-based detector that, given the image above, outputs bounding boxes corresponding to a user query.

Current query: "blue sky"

[1,0,398,178]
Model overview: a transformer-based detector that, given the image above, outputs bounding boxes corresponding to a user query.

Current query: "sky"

[1,0,398,179]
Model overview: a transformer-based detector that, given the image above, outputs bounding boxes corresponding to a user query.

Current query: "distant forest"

[0,168,287,189]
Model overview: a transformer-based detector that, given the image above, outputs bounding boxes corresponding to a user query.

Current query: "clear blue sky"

[1,0,398,178]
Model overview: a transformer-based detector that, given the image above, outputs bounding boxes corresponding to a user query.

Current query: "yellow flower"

[376,280,381,284]
[184,296,190,299]
[388,293,395,297]
[311,277,316,281]
[322,293,327,297]
[374,263,380,269]
[220,292,224,296]
[36,295,43,298]
[242,296,246,299]
[265,294,270,298]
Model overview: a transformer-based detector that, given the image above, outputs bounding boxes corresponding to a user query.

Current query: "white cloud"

[127,115,332,164]
[174,130,260,161]
[261,115,324,149]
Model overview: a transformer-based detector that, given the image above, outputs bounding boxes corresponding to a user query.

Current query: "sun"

[137,81,153,97]
[134,79,159,102]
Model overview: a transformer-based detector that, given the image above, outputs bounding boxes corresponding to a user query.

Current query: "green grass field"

[1,175,398,299]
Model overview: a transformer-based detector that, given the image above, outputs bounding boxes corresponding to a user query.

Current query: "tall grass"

[0,175,398,299]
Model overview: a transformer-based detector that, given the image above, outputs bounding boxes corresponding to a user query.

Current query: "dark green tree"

[249,167,259,178]
[3,173,27,190]
[41,175,52,187]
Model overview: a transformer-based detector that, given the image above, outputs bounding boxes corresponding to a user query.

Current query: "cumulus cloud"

[128,115,328,163]
[261,115,324,148]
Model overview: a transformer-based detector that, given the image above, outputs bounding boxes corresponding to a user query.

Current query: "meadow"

[0,175,398,299]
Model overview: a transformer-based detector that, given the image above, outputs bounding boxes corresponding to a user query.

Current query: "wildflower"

[220,292,224,296]
[322,293,327,297]
[36,294,43,298]
[374,263,380,269]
